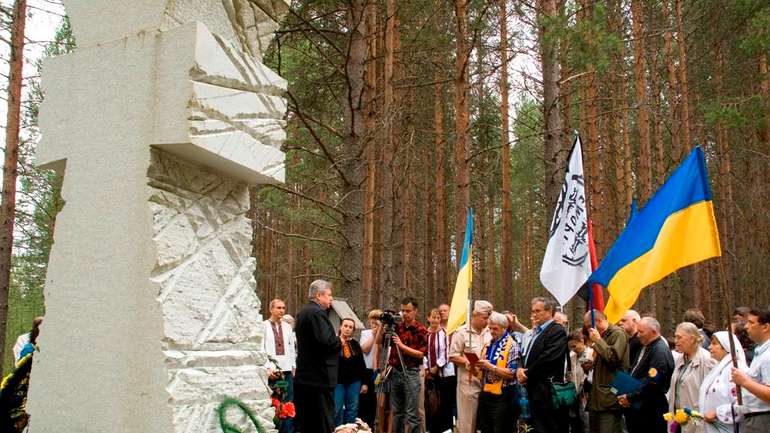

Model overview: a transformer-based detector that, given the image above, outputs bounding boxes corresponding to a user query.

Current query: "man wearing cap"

[449,300,493,433]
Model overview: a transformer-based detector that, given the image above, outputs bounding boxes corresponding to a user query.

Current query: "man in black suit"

[618,316,674,433]
[516,297,568,433]
[293,279,341,433]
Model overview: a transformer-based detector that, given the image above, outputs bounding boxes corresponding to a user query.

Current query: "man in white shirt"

[263,298,297,433]
[732,307,770,433]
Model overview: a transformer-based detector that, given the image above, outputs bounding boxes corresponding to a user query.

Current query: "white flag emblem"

[540,136,590,306]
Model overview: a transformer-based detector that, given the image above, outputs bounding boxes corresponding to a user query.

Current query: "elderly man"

[438,303,450,329]
[294,280,341,433]
[262,298,297,433]
[449,300,493,433]
[618,317,674,433]
[731,307,770,433]
[584,309,629,433]
[516,297,568,433]
[619,310,642,366]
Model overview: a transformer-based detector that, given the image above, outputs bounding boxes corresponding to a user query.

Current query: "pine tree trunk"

[485,194,496,303]
[380,0,398,295]
[497,0,513,309]
[714,44,734,311]
[403,138,415,292]
[453,0,471,252]
[630,0,652,203]
[339,0,367,311]
[662,0,682,165]
[538,0,566,209]
[434,75,449,304]
[0,0,28,371]
[674,0,692,154]
[423,166,435,307]
[477,196,487,301]
[362,1,378,310]
[673,0,707,306]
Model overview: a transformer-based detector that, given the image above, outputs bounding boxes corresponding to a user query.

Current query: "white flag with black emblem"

[540,136,591,306]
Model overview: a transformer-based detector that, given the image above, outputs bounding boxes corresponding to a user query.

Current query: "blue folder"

[610,371,642,396]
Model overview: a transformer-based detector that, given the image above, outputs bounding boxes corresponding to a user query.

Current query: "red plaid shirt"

[388,320,428,369]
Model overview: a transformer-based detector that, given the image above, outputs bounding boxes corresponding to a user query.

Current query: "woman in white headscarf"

[698,331,748,433]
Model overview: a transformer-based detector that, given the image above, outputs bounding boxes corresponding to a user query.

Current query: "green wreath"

[217,397,267,433]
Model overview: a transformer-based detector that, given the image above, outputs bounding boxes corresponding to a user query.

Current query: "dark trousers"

[389,368,421,433]
[588,410,622,433]
[425,375,454,433]
[624,398,668,433]
[358,368,377,428]
[269,372,294,433]
[528,386,567,433]
[745,412,770,433]
[477,387,519,433]
[294,383,335,433]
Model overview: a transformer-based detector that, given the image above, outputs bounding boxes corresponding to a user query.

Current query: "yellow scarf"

[480,335,514,395]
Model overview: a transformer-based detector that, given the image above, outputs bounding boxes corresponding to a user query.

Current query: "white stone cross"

[27,2,289,432]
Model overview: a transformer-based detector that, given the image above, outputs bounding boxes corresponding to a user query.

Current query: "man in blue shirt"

[516,297,568,433]
[732,307,770,433]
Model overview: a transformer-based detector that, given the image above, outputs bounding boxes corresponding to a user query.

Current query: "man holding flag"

[448,300,492,433]
[445,208,495,433]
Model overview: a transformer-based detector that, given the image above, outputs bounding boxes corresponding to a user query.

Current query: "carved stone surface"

[64,0,290,60]
[27,1,287,432]
[150,149,274,432]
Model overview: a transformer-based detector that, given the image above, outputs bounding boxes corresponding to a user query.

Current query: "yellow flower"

[674,410,690,424]
[663,413,674,422]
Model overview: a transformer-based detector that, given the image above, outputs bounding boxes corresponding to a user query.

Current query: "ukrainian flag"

[447,208,473,334]
[592,146,721,324]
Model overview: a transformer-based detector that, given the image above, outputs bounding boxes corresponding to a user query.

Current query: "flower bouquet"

[663,407,703,432]
[269,370,295,428]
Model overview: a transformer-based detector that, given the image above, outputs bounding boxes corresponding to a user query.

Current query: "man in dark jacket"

[516,297,568,433]
[294,279,341,433]
[584,309,629,433]
[618,316,675,433]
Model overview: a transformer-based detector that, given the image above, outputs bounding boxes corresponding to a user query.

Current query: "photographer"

[386,297,428,433]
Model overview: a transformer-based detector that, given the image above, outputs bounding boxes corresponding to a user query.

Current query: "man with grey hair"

[619,310,642,366]
[618,316,674,433]
[294,280,340,433]
[516,296,568,433]
[449,300,493,433]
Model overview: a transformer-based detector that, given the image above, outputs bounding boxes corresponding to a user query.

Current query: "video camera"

[379,309,403,329]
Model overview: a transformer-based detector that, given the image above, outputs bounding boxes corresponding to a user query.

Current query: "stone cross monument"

[26,2,289,432]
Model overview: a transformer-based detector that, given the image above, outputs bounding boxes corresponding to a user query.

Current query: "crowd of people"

[278,280,770,433]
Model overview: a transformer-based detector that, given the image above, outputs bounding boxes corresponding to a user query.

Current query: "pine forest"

[0,0,769,370]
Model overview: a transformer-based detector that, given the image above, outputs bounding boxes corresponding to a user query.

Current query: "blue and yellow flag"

[591,146,721,323]
[447,208,473,334]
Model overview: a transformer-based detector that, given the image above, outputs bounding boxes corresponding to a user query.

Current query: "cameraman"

[386,296,428,433]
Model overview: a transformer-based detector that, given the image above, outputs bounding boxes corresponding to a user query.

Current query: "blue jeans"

[334,381,361,425]
[389,368,421,433]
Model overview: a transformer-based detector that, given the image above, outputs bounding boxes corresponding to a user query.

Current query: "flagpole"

[588,276,595,329]
[719,256,742,406]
